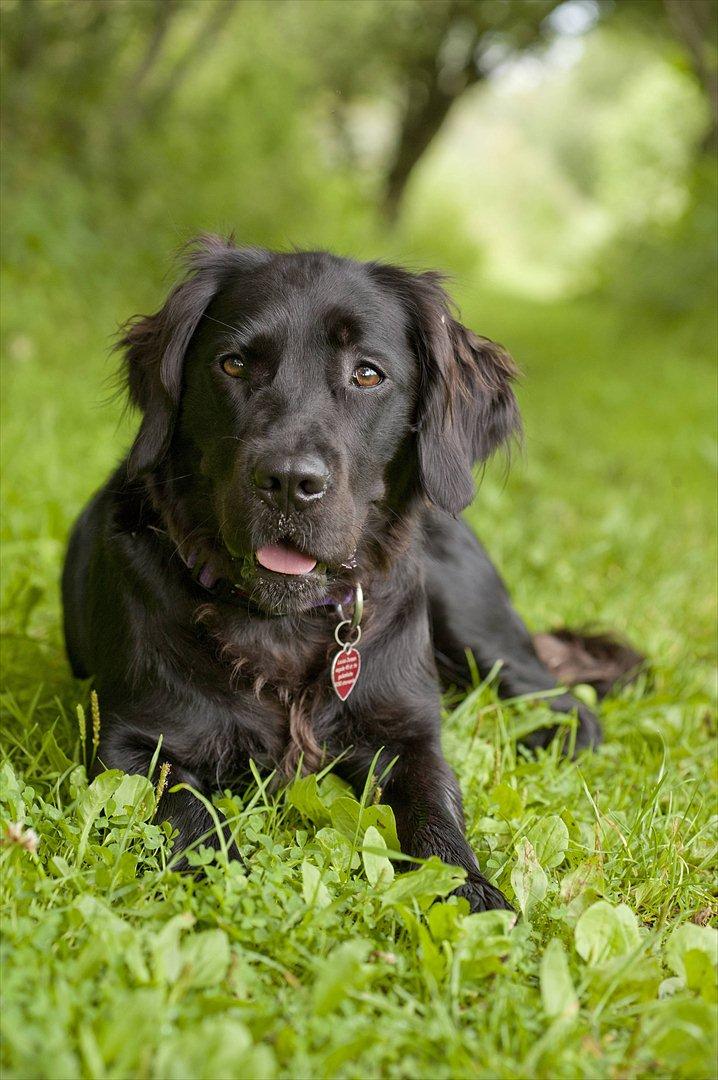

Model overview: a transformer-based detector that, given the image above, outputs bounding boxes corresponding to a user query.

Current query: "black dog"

[62,237,638,911]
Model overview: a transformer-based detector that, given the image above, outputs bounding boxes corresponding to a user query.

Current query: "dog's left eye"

[352,364,384,388]
[220,354,245,378]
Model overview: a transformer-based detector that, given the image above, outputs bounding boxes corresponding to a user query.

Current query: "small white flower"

[4,822,39,854]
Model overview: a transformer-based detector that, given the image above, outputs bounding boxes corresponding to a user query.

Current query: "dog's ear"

[371,266,521,515]
[120,235,268,477]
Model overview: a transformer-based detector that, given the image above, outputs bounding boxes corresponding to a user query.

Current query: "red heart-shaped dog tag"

[331,647,361,701]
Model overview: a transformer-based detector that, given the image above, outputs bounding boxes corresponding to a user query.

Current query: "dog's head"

[122,236,520,613]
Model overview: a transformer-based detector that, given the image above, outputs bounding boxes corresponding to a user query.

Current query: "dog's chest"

[221,620,331,689]
[202,609,338,773]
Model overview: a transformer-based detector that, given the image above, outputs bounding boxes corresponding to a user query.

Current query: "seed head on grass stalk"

[76,704,87,764]
[90,690,101,766]
[155,762,171,807]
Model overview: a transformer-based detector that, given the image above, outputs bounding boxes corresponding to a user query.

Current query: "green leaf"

[41,729,73,773]
[153,1017,273,1079]
[684,950,718,1002]
[49,855,72,878]
[315,827,357,872]
[559,858,604,905]
[641,998,717,1078]
[113,850,139,884]
[475,816,512,838]
[317,772,352,806]
[416,919,446,981]
[666,923,718,1001]
[75,769,124,859]
[381,857,465,910]
[666,923,718,980]
[285,774,331,826]
[328,797,400,851]
[540,939,579,1019]
[94,988,165,1072]
[179,929,231,988]
[361,825,394,888]
[150,912,195,985]
[312,939,372,1016]
[108,773,155,822]
[558,858,604,925]
[526,815,569,870]
[488,782,524,819]
[75,770,124,826]
[187,844,216,867]
[572,683,598,708]
[0,761,22,804]
[458,909,516,980]
[511,838,548,918]
[575,900,641,965]
[586,954,662,1006]
[301,859,332,909]
[427,900,466,943]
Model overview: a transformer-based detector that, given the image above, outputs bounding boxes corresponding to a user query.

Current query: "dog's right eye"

[220,354,245,378]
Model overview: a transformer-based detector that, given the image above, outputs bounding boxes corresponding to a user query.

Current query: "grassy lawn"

[1,272,716,1079]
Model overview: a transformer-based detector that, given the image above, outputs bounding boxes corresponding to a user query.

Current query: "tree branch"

[147,0,240,119]
[116,0,179,135]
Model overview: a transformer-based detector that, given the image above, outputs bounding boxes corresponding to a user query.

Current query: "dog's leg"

[423,511,601,751]
[342,741,511,913]
[97,722,237,867]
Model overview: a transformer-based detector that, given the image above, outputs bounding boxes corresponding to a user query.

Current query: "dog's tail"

[533,628,645,700]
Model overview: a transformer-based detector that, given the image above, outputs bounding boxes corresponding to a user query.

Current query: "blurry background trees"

[1,0,715,318]
[1,0,715,708]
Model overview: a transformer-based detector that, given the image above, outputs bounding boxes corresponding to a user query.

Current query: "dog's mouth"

[255,541,319,577]
[224,535,356,614]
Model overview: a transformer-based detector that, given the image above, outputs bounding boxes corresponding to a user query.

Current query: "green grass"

[1,274,716,1079]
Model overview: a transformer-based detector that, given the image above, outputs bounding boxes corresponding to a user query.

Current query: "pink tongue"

[256,543,317,576]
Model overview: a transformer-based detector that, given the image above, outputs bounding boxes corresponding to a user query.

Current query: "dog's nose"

[252,455,330,512]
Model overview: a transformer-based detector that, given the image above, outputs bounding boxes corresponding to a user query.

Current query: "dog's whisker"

[144,471,200,488]
[202,312,249,336]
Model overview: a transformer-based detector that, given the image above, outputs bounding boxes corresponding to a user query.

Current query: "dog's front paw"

[520,695,602,756]
[455,873,513,913]
[571,701,603,752]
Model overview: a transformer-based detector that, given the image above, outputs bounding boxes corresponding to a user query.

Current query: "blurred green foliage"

[1,0,715,305]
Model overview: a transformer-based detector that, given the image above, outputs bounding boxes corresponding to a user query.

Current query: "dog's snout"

[252,454,330,512]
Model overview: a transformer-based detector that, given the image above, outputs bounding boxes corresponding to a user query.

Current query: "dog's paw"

[455,873,513,914]
[521,695,602,756]
[571,702,603,752]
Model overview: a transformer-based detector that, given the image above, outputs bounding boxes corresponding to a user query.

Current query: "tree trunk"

[383,65,480,221]
[383,54,481,222]
[381,0,562,221]
[663,0,718,151]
